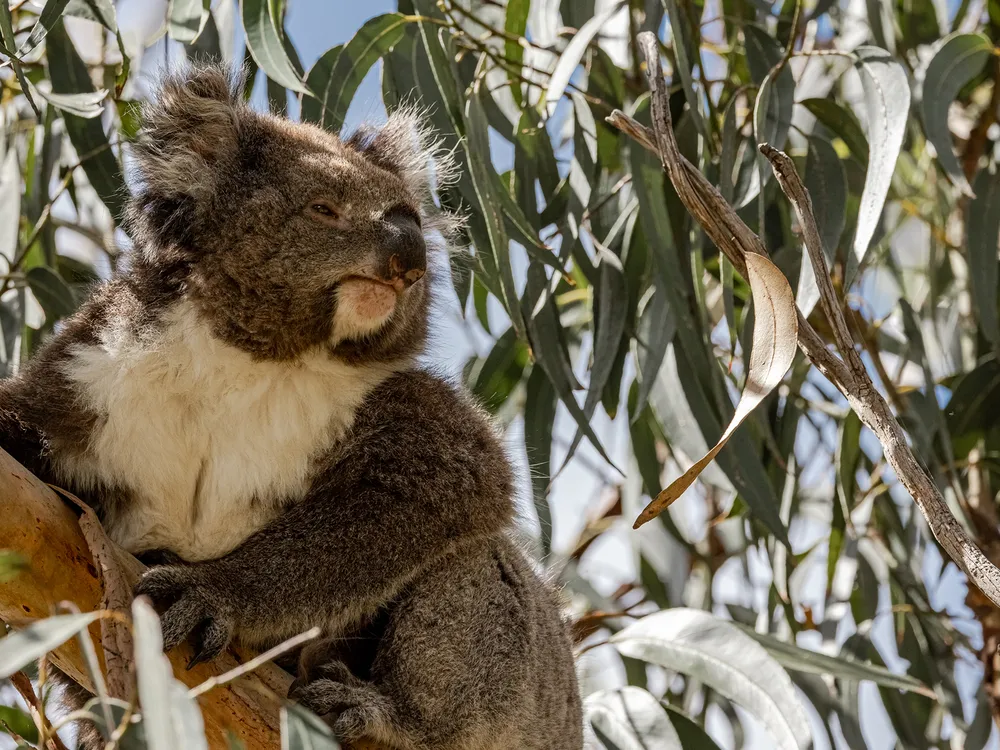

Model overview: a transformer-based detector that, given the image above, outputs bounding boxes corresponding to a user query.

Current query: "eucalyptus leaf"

[585,687,683,749]
[796,137,846,317]
[546,2,624,115]
[281,703,340,750]
[852,46,909,275]
[800,98,870,165]
[133,599,208,750]
[919,33,991,196]
[0,613,102,678]
[241,0,309,94]
[301,14,407,132]
[967,167,1000,347]
[611,609,812,750]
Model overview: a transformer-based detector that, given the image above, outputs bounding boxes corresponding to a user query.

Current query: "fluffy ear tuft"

[345,106,458,206]
[132,65,247,200]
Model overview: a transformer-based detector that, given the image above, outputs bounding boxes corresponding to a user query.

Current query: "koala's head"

[127,66,457,365]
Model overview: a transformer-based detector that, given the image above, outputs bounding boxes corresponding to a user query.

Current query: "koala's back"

[369,536,582,749]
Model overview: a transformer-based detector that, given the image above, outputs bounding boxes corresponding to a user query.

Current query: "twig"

[612,30,1000,609]
[10,671,70,750]
[188,627,321,699]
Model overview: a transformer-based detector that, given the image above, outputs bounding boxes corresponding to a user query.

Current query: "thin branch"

[611,30,1000,610]
[758,144,1000,609]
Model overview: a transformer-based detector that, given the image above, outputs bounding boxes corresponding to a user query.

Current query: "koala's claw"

[134,566,234,663]
[290,673,389,742]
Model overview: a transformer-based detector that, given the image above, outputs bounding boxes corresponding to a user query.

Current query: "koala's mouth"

[337,276,401,322]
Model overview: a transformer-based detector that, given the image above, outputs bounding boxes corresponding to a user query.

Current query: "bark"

[1,447,395,750]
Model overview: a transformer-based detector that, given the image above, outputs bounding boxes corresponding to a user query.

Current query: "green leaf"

[800,98,870,165]
[0,705,38,744]
[281,703,340,750]
[301,14,407,132]
[661,704,725,750]
[865,0,896,53]
[504,0,530,105]
[469,327,527,412]
[133,599,209,750]
[524,366,557,558]
[733,622,935,695]
[240,0,309,95]
[64,0,118,29]
[0,148,19,266]
[752,66,794,195]
[585,687,683,749]
[611,609,811,750]
[545,1,623,115]
[661,0,709,146]
[0,612,102,678]
[167,0,210,43]
[633,285,675,420]
[26,266,78,323]
[34,87,108,119]
[16,0,72,56]
[945,358,1000,437]
[919,33,992,196]
[968,167,1000,348]
[797,137,846,316]
[45,21,127,223]
[0,2,39,116]
[852,46,909,275]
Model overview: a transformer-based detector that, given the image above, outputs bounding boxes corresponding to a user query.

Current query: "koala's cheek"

[331,279,397,343]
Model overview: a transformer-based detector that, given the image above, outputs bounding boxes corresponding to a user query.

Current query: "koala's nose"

[380,205,426,289]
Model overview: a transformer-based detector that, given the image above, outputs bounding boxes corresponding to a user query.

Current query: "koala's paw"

[134,565,234,668]
[289,664,390,743]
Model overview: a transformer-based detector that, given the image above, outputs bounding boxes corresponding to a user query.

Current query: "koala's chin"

[331,277,403,344]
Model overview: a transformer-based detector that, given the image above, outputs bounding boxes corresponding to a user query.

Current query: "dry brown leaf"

[633,253,798,528]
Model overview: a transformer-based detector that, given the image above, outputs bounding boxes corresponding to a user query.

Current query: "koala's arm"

[136,371,516,662]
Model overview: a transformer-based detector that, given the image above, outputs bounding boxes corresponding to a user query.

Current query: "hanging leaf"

[732,622,934,695]
[45,22,127,223]
[0,149,19,266]
[167,0,210,43]
[132,600,208,750]
[852,46,909,274]
[918,33,991,196]
[240,0,309,94]
[34,88,108,119]
[611,609,812,750]
[968,167,1000,348]
[0,3,39,115]
[504,0,530,106]
[545,1,624,116]
[800,98,870,165]
[796,137,847,317]
[281,703,340,750]
[634,253,798,527]
[16,0,72,56]
[0,613,102,678]
[26,266,78,323]
[301,14,407,132]
[632,284,675,419]
[585,686,683,749]
[661,0,709,146]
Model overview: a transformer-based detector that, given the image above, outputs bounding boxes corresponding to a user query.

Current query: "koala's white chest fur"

[57,301,387,561]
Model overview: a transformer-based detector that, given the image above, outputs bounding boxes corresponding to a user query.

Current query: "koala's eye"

[309,202,339,219]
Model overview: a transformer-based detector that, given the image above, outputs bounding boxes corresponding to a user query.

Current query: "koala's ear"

[346,107,455,204]
[133,66,246,200]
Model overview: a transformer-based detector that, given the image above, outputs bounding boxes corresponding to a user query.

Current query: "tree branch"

[608,30,1000,609]
[0,447,288,749]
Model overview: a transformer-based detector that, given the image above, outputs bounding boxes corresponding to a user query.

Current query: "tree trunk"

[0,446,291,749]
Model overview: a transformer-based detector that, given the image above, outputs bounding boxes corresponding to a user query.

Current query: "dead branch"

[607,30,1000,609]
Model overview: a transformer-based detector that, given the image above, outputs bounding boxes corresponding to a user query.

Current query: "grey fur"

[0,66,581,748]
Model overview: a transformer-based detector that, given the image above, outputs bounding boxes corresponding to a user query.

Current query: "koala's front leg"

[135,563,238,668]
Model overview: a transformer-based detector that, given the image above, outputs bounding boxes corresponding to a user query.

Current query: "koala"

[0,67,583,749]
